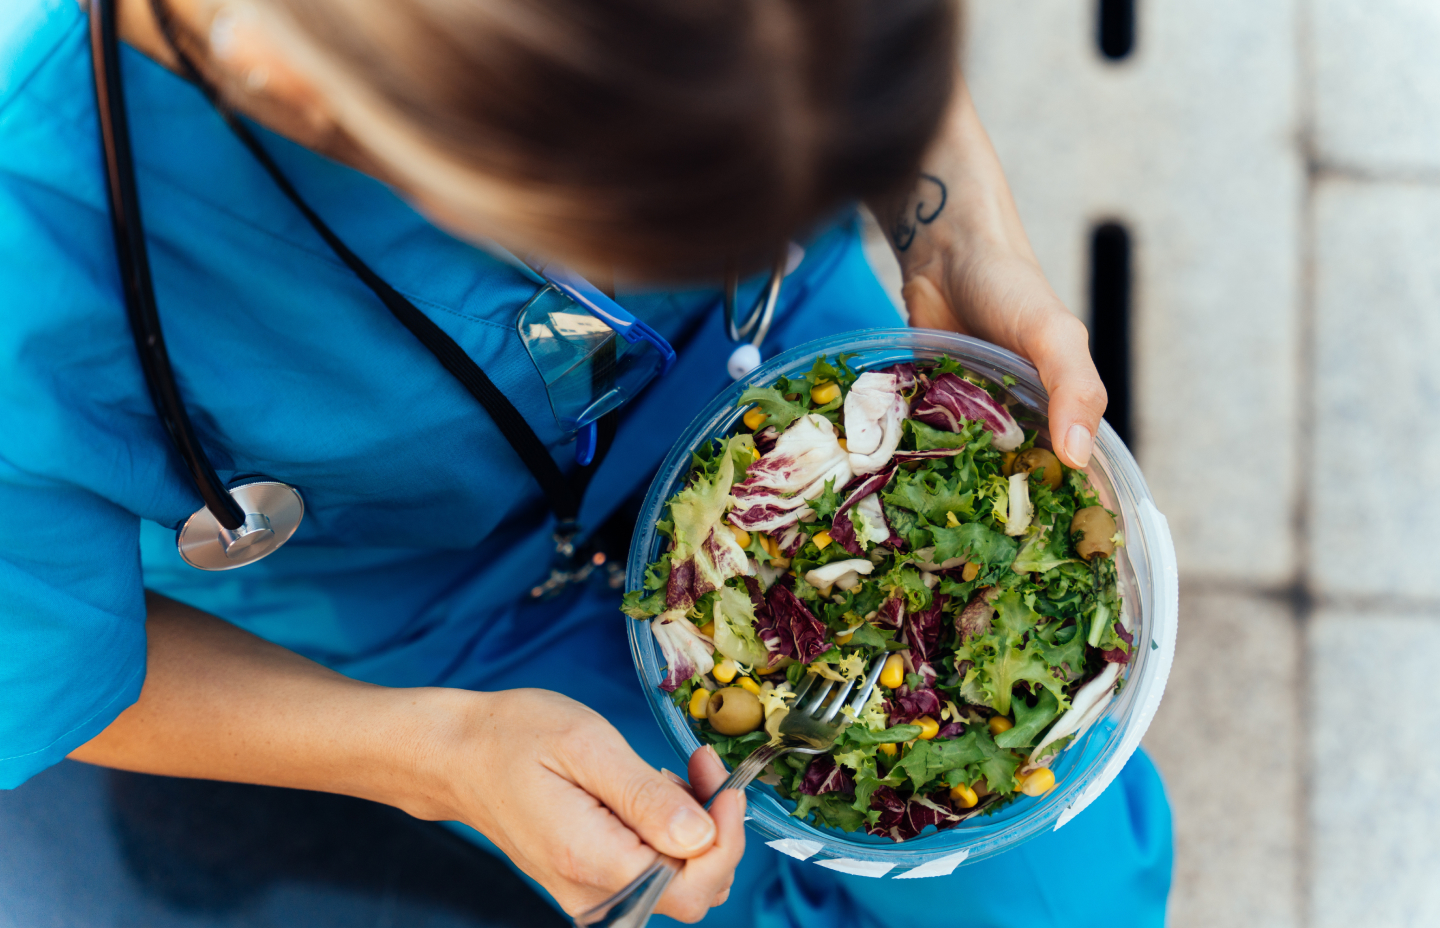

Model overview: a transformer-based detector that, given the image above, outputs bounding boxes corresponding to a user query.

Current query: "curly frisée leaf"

[711,583,771,667]
[665,436,750,612]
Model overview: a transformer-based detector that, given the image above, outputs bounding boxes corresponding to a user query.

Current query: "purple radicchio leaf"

[892,447,967,462]
[904,794,964,838]
[665,525,748,610]
[866,786,909,839]
[730,415,851,533]
[798,754,856,797]
[902,593,948,684]
[911,373,1024,451]
[1102,647,1130,664]
[1114,621,1135,647]
[888,685,943,725]
[778,523,809,556]
[754,426,780,454]
[866,787,961,841]
[878,363,918,391]
[875,596,905,629]
[755,582,829,664]
[652,613,715,692]
[844,372,909,475]
[829,467,897,555]
[935,720,967,739]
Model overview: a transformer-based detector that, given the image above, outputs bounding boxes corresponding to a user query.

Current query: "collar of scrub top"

[88,0,634,570]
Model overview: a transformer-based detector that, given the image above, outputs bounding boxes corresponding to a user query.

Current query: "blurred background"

[5,1,1437,927]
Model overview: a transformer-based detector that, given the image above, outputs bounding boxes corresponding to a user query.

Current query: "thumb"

[1023,311,1107,469]
[569,736,718,861]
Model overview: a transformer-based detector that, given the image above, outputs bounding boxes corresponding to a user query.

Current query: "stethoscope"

[88,0,790,573]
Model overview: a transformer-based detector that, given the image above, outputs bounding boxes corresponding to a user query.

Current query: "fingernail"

[660,768,689,788]
[668,805,716,852]
[1065,424,1093,468]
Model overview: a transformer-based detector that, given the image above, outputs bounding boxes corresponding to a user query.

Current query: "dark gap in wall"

[1089,221,1132,447]
[1097,0,1136,60]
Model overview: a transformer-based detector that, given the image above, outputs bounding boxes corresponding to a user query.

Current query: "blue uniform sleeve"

[0,455,146,789]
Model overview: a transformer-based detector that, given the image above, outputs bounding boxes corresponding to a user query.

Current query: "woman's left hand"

[870,76,1108,471]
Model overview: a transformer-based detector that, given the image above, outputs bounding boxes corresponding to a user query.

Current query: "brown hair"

[277,0,958,277]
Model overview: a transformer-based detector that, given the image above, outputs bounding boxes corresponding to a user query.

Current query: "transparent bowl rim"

[626,328,1179,874]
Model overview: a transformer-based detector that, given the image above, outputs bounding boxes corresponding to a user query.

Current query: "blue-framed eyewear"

[516,266,676,464]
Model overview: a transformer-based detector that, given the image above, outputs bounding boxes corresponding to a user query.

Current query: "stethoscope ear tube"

[89,0,249,533]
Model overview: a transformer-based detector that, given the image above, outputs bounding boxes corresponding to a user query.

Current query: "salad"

[623,354,1131,842]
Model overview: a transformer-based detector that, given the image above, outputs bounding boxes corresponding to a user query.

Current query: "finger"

[560,727,718,862]
[657,784,747,922]
[1021,310,1107,468]
[687,745,729,804]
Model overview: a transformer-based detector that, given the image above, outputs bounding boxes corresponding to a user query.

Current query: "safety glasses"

[517,267,676,463]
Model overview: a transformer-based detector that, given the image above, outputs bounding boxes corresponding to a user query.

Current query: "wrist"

[365,685,496,823]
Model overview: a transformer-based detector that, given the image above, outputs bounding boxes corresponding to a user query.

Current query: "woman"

[0,0,1171,924]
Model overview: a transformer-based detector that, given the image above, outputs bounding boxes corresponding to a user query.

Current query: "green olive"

[1071,506,1117,560]
[1008,448,1063,489]
[707,687,765,735]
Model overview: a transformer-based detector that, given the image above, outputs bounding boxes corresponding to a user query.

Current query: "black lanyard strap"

[142,0,598,536]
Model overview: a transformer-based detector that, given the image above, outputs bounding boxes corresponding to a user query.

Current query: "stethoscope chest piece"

[176,481,305,570]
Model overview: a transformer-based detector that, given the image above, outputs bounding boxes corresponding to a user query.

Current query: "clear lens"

[517,285,666,431]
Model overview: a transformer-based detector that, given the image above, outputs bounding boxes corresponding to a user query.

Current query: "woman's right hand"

[409,687,747,922]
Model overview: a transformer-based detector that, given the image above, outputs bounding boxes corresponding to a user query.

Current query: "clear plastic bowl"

[626,329,1178,879]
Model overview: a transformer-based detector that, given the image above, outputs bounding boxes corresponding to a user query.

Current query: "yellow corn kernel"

[813,530,833,551]
[962,561,980,582]
[1019,767,1056,797]
[730,525,752,549]
[751,447,761,461]
[877,742,898,756]
[737,676,762,695]
[697,621,716,639]
[759,534,779,558]
[880,653,906,689]
[915,716,940,740]
[949,782,979,809]
[835,630,854,645]
[689,688,710,719]
[713,658,738,684]
[837,438,848,451]
[743,407,767,431]
[945,511,960,528]
[810,381,842,405]
[989,715,1014,736]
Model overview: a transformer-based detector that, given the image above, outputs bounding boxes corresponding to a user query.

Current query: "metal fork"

[575,657,887,928]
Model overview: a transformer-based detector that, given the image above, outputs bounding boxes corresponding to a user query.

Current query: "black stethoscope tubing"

[90,0,248,532]
[89,0,621,570]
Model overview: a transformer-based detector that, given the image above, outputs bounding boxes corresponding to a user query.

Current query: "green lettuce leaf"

[884,467,976,525]
[995,688,1061,749]
[737,386,810,431]
[930,521,1019,567]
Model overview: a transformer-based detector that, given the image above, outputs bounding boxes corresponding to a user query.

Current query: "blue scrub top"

[0,0,900,788]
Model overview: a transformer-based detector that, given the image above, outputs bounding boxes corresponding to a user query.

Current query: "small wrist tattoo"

[890,174,948,252]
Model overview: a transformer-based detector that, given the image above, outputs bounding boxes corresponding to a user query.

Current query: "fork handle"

[572,740,795,928]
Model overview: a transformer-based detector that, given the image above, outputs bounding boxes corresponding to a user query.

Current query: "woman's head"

[203,0,958,280]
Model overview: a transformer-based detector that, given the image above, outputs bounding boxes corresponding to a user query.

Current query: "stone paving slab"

[1310,609,1440,928]
[1310,178,1440,600]
[1312,0,1440,176]
[1143,589,1302,928]
[963,0,1302,586]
